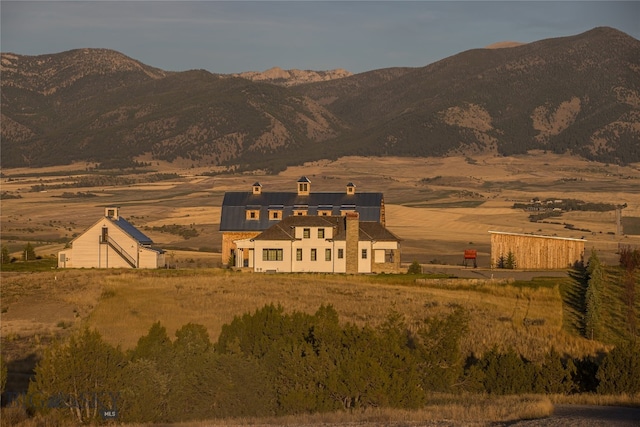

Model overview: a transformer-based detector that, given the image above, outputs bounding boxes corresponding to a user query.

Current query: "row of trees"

[583,248,639,341]
[1,243,37,264]
[11,304,639,424]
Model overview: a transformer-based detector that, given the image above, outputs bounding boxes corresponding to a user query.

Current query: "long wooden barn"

[489,231,586,270]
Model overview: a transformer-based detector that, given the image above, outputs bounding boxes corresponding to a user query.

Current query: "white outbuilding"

[58,207,165,269]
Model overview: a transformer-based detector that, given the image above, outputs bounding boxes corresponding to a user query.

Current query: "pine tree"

[407,260,422,274]
[27,328,124,423]
[597,341,640,394]
[584,250,604,340]
[1,245,10,264]
[22,242,36,261]
[505,251,516,269]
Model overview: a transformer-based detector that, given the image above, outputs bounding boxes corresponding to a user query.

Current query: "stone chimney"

[252,182,262,195]
[345,212,359,274]
[346,182,356,195]
[105,207,120,220]
[297,176,311,196]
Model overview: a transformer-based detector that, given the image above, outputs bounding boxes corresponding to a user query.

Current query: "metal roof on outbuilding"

[113,217,154,245]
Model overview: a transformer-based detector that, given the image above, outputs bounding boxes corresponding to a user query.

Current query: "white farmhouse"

[58,207,165,269]
[233,212,400,273]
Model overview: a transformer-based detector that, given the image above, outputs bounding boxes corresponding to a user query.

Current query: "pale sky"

[1,1,638,74]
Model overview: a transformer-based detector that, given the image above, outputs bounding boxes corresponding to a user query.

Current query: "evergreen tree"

[22,242,36,261]
[480,347,535,394]
[597,341,640,394]
[584,250,604,340]
[534,348,576,394]
[28,328,124,423]
[415,307,469,392]
[0,353,7,396]
[407,260,422,274]
[129,321,173,367]
[505,251,516,269]
[1,245,10,264]
[118,359,170,423]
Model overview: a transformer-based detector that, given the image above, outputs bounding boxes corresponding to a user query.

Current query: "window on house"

[270,210,281,220]
[303,228,310,238]
[311,249,317,261]
[362,249,367,259]
[246,210,260,220]
[318,228,325,238]
[325,249,331,261]
[262,249,283,261]
[338,248,344,259]
[296,248,302,261]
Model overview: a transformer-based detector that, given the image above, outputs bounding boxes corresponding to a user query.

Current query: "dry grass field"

[2,152,639,265]
[0,267,606,364]
[2,153,640,423]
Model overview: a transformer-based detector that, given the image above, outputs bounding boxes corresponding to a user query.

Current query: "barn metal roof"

[113,217,154,245]
[220,191,383,231]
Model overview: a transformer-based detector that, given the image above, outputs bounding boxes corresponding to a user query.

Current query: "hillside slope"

[1,27,638,169]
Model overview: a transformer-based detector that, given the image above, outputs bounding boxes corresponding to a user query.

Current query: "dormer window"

[346,182,356,195]
[293,204,308,216]
[297,176,311,195]
[341,204,357,215]
[268,205,283,220]
[252,182,262,195]
[318,204,332,216]
[246,209,260,220]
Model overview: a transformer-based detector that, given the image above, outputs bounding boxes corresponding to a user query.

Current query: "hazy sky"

[2,1,638,74]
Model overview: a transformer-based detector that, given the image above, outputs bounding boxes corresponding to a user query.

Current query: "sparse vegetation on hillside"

[146,224,199,240]
[3,28,639,169]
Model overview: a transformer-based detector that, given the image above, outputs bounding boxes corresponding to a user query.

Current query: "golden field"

[4,153,639,351]
[2,153,639,267]
[2,153,640,425]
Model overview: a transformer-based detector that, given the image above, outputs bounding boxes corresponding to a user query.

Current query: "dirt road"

[503,405,640,426]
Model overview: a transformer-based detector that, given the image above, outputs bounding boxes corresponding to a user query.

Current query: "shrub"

[597,341,640,394]
[27,328,124,423]
[407,260,422,274]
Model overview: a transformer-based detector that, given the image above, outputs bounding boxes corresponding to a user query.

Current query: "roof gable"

[253,215,342,240]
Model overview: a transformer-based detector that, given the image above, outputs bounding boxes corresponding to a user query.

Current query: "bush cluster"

[22,304,640,424]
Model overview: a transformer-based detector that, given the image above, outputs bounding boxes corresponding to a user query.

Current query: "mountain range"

[1,27,639,171]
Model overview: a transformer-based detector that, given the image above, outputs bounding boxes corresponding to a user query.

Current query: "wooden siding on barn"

[490,231,585,270]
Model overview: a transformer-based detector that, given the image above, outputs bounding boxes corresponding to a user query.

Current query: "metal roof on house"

[113,217,154,245]
[220,191,383,231]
